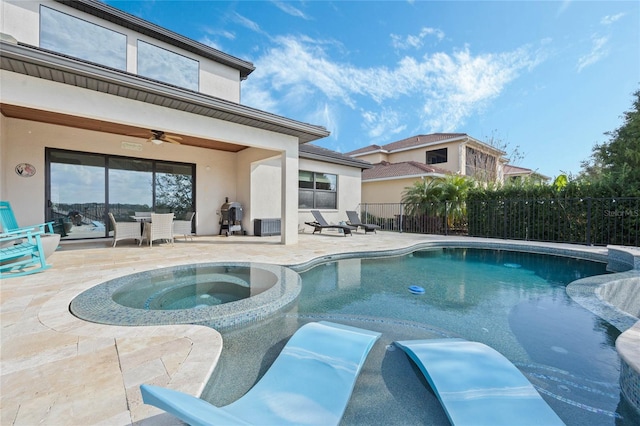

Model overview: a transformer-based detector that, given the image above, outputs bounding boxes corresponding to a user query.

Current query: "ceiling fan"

[147,130,182,145]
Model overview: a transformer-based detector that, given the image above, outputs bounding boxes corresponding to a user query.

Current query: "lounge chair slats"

[141,321,381,425]
[395,338,565,426]
[304,210,355,236]
[346,211,380,233]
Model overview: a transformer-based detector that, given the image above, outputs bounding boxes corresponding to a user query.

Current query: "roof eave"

[300,151,373,169]
[363,172,446,182]
[0,41,329,143]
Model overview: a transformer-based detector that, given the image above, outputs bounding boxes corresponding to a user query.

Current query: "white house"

[0,0,370,245]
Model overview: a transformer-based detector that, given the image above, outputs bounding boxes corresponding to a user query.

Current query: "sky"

[104,0,639,179]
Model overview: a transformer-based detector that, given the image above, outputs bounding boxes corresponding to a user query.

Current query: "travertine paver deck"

[0,232,634,425]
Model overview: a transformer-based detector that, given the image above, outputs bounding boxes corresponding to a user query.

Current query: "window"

[46,149,195,240]
[426,148,447,164]
[137,40,199,91]
[40,6,127,70]
[299,171,337,209]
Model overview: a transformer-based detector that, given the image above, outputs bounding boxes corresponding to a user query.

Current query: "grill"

[219,199,243,236]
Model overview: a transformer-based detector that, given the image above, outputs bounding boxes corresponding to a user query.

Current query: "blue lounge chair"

[395,338,565,426]
[141,321,381,426]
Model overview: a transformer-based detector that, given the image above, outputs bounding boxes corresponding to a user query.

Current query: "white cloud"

[199,36,222,51]
[272,1,311,20]
[361,109,407,138]
[242,35,538,139]
[233,12,264,34]
[556,0,572,18]
[577,35,609,72]
[601,13,625,25]
[391,27,445,50]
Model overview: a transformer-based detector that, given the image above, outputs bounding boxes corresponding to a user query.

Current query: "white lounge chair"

[141,321,381,425]
[395,338,565,426]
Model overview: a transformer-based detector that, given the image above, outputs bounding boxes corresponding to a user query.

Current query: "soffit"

[0,41,330,145]
[0,104,245,152]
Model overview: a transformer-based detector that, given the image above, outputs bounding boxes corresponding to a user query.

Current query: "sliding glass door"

[46,149,195,240]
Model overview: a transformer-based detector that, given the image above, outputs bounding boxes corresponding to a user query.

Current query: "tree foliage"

[580,89,640,196]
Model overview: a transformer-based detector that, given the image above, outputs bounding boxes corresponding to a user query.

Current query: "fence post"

[503,199,508,239]
[586,197,592,246]
[444,201,449,236]
[399,203,403,233]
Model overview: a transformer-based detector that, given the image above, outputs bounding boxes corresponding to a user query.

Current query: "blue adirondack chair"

[1,228,51,278]
[0,201,54,234]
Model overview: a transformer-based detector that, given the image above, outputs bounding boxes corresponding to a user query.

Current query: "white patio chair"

[108,213,142,247]
[173,212,195,241]
[142,213,174,247]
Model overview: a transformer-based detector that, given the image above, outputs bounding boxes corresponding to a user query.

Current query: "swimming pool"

[201,248,639,425]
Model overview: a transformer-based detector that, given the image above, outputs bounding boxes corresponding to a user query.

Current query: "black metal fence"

[359,197,640,247]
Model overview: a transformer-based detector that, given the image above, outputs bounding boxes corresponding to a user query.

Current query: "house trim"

[363,173,447,183]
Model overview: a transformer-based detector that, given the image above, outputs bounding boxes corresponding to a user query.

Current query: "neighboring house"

[0,0,368,244]
[347,133,506,204]
[503,164,550,184]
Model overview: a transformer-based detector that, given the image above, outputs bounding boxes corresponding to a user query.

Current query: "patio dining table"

[130,215,152,222]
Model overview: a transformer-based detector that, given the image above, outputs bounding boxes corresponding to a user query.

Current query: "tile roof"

[504,164,550,180]
[362,161,450,181]
[380,133,468,152]
[300,144,373,169]
[503,164,533,174]
[346,133,468,156]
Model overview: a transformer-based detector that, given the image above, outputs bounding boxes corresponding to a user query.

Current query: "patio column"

[281,145,299,245]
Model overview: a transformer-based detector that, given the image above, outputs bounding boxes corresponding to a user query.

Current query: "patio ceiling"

[0,104,246,152]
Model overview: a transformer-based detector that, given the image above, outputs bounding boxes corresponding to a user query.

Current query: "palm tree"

[401,177,443,216]
[439,174,475,228]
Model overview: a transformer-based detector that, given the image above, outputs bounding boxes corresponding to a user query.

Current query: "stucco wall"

[0,116,237,236]
[362,177,419,204]
[353,152,387,164]
[387,141,461,173]
[0,0,241,102]
[298,158,363,229]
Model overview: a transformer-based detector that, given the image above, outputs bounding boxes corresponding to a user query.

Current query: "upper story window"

[426,148,447,164]
[137,41,199,91]
[299,171,337,209]
[40,6,126,70]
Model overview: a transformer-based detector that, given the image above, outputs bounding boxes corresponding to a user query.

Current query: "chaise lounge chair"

[305,210,356,236]
[346,211,380,234]
[395,338,565,426]
[141,321,381,426]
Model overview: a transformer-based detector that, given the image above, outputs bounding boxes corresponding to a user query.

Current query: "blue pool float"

[409,285,425,294]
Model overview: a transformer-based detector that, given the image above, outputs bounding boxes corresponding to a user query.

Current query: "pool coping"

[69,262,301,331]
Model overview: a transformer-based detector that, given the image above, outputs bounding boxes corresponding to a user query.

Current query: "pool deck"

[1,232,638,425]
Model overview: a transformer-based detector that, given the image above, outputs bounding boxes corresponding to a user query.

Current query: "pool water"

[111,265,277,310]
[201,248,639,425]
